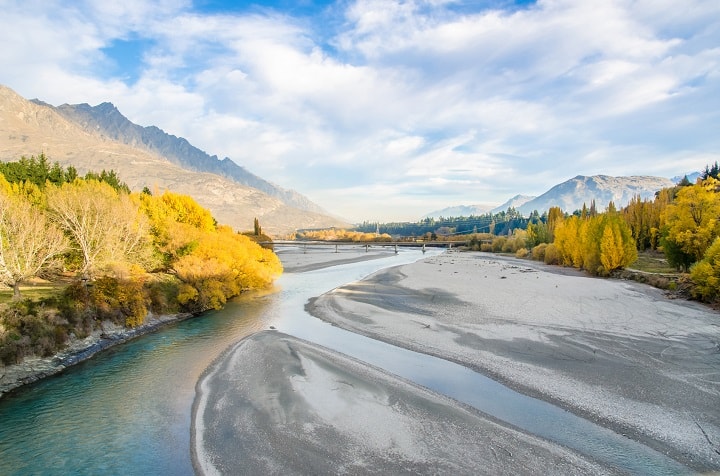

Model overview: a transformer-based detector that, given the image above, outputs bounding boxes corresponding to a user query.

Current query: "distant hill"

[671,172,701,184]
[39,101,327,215]
[423,204,494,219]
[489,194,535,214]
[0,85,348,236]
[517,175,675,216]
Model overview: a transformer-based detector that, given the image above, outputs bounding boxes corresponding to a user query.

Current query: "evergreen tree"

[702,161,719,180]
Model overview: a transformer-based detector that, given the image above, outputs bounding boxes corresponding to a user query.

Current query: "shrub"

[146,275,180,314]
[0,301,68,364]
[515,248,529,258]
[91,276,148,328]
[690,237,720,302]
[480,243,493,252]
[544,243,560,265]
[531,243,547,261]
[492,237,507,252]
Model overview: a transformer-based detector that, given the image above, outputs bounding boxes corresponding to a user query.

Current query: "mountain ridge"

[0,84,348,236]
[422,176,675,219]
[517,174,674,216]
[490,194,536,214]
[42,100,327,215]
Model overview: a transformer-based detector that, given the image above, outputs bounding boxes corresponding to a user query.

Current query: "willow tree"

[0,192,68,299]
[47,180,152,276]
[173,225,282,312]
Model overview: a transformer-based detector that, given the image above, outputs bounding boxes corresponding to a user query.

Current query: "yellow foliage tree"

[662,178,720,264]
[47,180,153,276]
[138,191,217,266]
[173,225,282,312]
[0,191,68,298]
[600,222,625,272]
[554,213,636,275]
[690,236,720,302]
[554,216,584,268]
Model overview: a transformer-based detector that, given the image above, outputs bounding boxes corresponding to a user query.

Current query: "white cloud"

[0,0,717,222]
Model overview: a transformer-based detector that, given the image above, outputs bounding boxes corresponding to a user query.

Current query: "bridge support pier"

[335,244,338,253]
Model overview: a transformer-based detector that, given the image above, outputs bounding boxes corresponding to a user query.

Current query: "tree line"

[353,163,720,303]
[0,154,282,365]
[354,207,530,238]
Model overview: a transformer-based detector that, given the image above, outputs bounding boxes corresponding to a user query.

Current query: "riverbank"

[0,246,390,400]
[0,311,192,398]
[307,251,720,472]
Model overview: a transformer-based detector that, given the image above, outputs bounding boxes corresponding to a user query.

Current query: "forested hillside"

[0,154,282,365]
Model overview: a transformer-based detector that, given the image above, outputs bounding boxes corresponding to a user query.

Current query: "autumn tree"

[621,194,669,251]
[47,180,152,276]
[661,177,720,267]
[138,190,218,268]
[526,221,550,248]
[553,213,636,275]
[0,191,68,299]
[173,225,282,312]
[600,218,635,272]
[546,206,564,242]
[689,237,720,302]
[554,215,583,268]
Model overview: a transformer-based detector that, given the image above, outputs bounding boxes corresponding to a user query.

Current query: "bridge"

[261,240,462,254]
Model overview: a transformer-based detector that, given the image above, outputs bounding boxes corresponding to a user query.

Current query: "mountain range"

[45,101,326,215]
[0,84,692,232]
[425,175,677,219]
[0,85,347,236]
[424,194,535,219]
[516,174,675,216]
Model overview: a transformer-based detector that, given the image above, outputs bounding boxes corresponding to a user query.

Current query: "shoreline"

[0,246,395,400]
[306,251,720,472]
[0,311,192,399]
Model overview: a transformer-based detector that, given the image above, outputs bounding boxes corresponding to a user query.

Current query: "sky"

[0,0,718,222]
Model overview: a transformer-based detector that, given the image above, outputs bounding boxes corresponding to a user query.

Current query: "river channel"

[0,248,691,475]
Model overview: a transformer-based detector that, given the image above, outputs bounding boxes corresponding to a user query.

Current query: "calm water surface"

[0,249,690,475]
[0,250,426,475]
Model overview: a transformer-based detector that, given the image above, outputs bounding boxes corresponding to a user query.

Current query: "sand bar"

[307,251,720,471]
[193,330,614,475]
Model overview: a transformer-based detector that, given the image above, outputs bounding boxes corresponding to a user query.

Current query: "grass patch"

[0,283,67,304]
[630,251,679,274]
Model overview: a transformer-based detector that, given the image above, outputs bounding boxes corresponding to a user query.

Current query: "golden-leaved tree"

[553,211,636,275]
[173,226,282,311]
[554,215,584,268]
[662,177,720,266]
[0,189,68,299]
[47,180,153,276]
[689,236,720,302]
[139,191,282,313]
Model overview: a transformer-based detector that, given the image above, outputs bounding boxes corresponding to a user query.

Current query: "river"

[0,248,691,475]
[0,250,435,475]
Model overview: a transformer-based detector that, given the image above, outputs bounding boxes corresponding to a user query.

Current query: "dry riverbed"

[306,252,720,472]
[194,330,614,475]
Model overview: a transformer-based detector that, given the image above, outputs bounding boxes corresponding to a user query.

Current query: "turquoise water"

[0,250,691,475]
